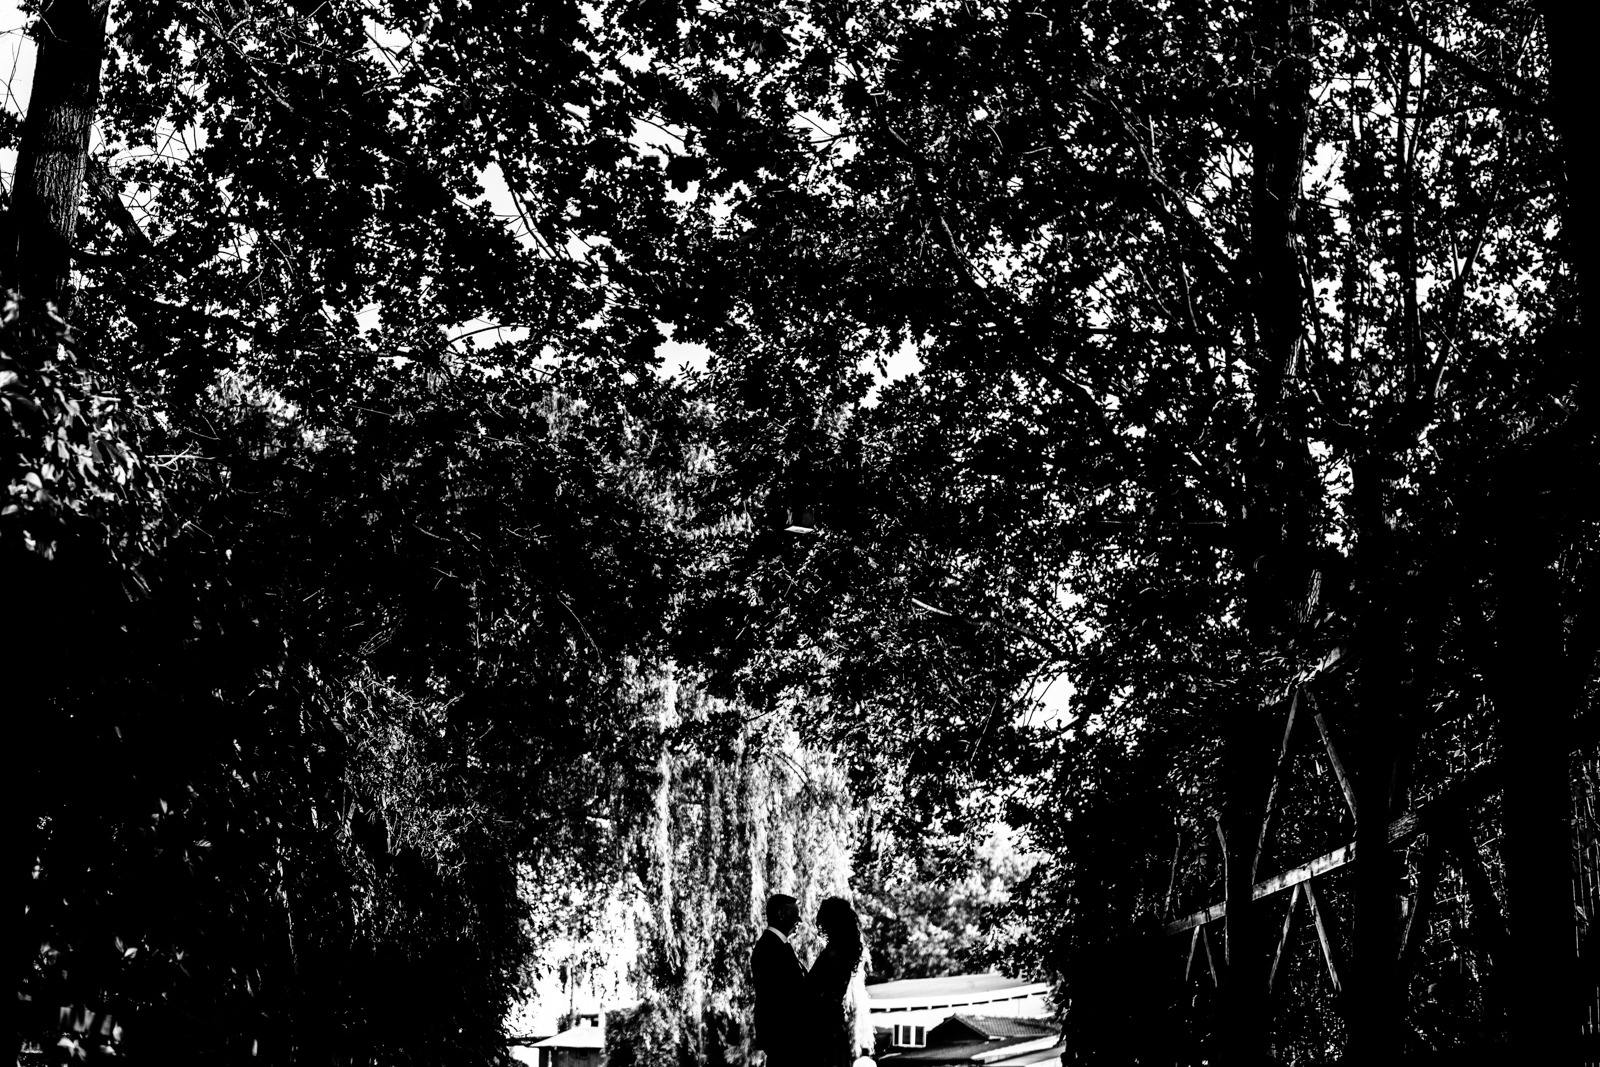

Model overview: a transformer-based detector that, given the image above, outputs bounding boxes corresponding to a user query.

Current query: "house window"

[892,1026,926,1049]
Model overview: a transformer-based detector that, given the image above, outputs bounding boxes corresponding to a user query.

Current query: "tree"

[6,0,1592,1062]
[7,1,702,1063]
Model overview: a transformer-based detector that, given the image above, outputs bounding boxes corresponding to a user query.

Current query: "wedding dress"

[848,946,875,1059]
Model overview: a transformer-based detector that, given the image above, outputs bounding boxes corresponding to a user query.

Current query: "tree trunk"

[1240,0,1316,645]
[1343,696,1404,1058]
[1218,704,1272,1065]
[6,7,110,1062]
[4,0,111,316]
[1491,448,1579,1062]
[1484,8,1588,1062]
[1342,448,1408,1061]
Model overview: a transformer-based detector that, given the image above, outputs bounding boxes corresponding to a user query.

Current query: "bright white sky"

[2,3,32,122]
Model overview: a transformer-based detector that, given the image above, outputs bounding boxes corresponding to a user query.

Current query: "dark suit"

[751,928,807,1066]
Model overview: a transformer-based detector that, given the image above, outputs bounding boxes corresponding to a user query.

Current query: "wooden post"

[1185,925,1202,984]
[1268,883,1301,994]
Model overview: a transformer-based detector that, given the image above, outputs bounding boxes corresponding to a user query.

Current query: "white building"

[510,1019,605,1067]
[865,973,1052,1033]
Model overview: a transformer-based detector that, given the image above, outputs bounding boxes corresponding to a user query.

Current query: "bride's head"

[815,897,862,961]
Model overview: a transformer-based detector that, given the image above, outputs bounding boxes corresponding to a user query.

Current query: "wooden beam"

[1165,843,1354,935]
[1302,876,1344,993]
[1268,883,1302,994]
[1253,692,1301,882]
[1184,924,1202,984]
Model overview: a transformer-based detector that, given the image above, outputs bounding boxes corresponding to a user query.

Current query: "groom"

[751,893,807,1067]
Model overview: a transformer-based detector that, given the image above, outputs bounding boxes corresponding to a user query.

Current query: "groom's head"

[766,894,801,935]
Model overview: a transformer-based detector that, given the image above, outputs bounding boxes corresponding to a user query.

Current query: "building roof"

[530,1026,605,1050]
[985,1044,1066,1067]
[881,1011,1061,1066]
[867,974,1035,1001]
[880,1034,1059,1065]
[933,1016,1057,1042]
[866,974,1052,1016]
[884,1038,1027,1064]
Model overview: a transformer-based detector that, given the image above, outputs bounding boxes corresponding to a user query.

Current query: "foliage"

[857,827,1037,983]
[2,297,161,563]
[13,346,687,1062]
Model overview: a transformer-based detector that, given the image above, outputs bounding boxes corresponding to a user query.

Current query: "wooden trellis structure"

[1161,690,1598,1060]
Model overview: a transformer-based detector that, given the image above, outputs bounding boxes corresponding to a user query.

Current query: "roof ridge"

[934,1014,1057,1039]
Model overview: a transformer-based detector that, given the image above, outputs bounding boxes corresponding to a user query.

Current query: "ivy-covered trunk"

[1226,0,1317,1060]
[5,0,111,314]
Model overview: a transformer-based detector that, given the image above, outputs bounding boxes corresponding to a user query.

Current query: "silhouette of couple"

[751,894,873,1067]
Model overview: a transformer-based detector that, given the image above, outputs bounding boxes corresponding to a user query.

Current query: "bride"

[804,897,875,1067]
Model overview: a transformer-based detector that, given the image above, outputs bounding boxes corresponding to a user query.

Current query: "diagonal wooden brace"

[1254,691,1302,883]
[1308,690,1359,824]
[1302,876,1344,993]
[1268,882,1302,994]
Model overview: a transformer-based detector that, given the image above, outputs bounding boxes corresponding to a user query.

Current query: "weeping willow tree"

[607,675,857,1067]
